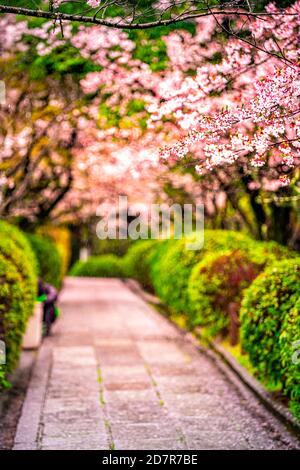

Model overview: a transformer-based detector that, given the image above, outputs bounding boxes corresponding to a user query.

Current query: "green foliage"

[37,226,71,278]
[188,240,295,334]
[0,254,25,389]
[149,230,252,316]
[127,99,147,116]
[0,220,38,273]
[26,44,100,81]
[98,102,121,127]
[280,298,300,418]
[130,32,169,71]
[0,222,37,303]
[12,19,99,81]
[92,238,134,257]
[70,255,126,278]
[26,233,63,290]
[124,240,158,291]
[188,249,264,335]
[0,221,37,389]
[240,259,300,417]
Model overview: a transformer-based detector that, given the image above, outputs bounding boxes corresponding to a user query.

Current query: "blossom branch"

[0,3,299,30]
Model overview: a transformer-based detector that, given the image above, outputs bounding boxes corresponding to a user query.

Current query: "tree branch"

[0,4,297,30]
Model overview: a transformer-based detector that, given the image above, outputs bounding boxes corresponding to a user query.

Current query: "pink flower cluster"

[147,2,300,188]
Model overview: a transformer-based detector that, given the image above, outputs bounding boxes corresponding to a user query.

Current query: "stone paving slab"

[13,277,300,450]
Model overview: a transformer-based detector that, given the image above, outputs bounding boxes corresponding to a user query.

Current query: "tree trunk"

[267,203,292,245]
[228,302,240,346]
[69,224,82,267]
[248,191,267,240]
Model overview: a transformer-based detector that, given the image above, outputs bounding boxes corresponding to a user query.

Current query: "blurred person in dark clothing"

[38,279,59,336]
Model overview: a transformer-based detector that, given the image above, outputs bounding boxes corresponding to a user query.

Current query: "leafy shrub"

[188,240,294,336]
[70,254,126,278]
[124,240,158,291]
[280,298,300,419]
[27,233,63,290]
[0,220,37,273]
[149,230,252,316]
[188,249,264,337]
[92,238,134,257]
[0,221,37,389]
[37,226,71,277]
[0,254,25,389]
[0,221,37,303]
[240,259,300,417]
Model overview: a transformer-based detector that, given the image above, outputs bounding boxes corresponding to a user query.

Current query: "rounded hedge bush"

[188,249,264,337]
[92,238,133,257]
[0,221,37,307]
[0,254,26,387]
[0,220,37,273]
[149,230,252,316]
[188,239,294,336]
[26,233,63,290]
[70,254,126,278]
[0,221,37,389]
[38,226,71,278]
[124,240,158,291]
[280,297,300,419]
[240,259,300,416]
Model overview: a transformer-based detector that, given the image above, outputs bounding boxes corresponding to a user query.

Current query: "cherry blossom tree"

[146,1,300,243]
[0,15,175,226]
[0,17,80,227]
[0,1,296,30]
[1,1,300,245]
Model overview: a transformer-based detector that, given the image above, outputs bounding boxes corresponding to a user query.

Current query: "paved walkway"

[13,278,299,450]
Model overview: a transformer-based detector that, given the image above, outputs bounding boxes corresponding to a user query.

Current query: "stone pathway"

[13,278,299,450]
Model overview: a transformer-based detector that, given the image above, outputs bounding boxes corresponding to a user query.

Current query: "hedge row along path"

[13,278,299,450]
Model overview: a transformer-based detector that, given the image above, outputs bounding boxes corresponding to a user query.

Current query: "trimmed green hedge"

[0,221,37,389]
[240,259,300,418]
[92,238,133,257]
[0,254,25,388]
[188,240,293,335]
[70,254,126,278]
[149,230,253,316]
[0,220,37,273]
[124,240,158,291]
[26,233,63,290]
[280,297,300,419]
[37,226,71,278]
[188,249,263,336]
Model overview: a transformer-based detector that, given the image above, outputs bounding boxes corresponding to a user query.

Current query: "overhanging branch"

[0,4,297,29]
